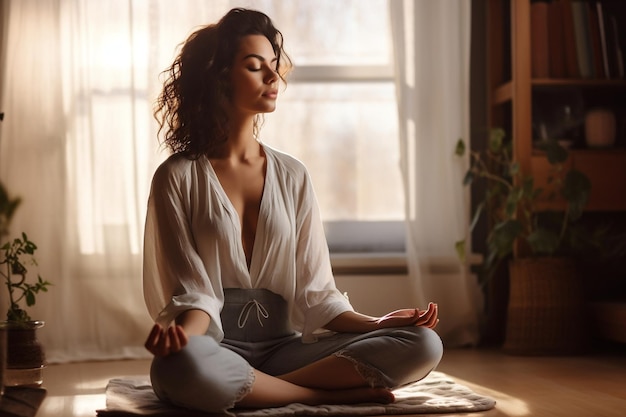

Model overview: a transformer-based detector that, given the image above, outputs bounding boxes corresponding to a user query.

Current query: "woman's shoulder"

[263,144,308,179]
[151,152,203,186]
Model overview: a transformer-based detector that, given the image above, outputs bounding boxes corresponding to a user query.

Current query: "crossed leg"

[237,327,444,408]
[151,328,441,412]
[237,356,394,408]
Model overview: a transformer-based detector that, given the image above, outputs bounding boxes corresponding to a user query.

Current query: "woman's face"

[228,34,279,116]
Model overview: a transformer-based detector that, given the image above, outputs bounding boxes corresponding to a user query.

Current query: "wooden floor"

[36,342,626,417]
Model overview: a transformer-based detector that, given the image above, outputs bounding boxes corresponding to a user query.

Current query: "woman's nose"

[264,67,278,84]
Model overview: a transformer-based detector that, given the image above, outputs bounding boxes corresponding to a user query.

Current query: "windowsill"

[330,252,407,275]
[330,252,484,276]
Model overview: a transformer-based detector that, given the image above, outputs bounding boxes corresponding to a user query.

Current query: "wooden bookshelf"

[487,0,626,211]
[486,0,626,345]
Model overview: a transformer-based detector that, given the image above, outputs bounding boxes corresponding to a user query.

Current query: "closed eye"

[243,54,278,72]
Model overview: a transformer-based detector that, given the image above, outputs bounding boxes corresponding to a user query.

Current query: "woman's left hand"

[376,303,439,329]
[324,303,439,333]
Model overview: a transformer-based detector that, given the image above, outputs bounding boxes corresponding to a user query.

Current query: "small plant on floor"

[0,232,51,324]
[0,179,51,325]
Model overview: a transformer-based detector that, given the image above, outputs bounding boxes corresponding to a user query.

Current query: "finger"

[175,325,189,347]
[153,327,171,357]
[425,313,438,328]
[417,303,432,318]
[416,306,435,325]
[425,305,439,328]
[168,325,182,353]
[144,324,162,350]
[416,304,438,327]
[146,329,171,357]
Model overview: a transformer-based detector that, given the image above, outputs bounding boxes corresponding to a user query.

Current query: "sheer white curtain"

[389,0,482,347]
[0,0,239,362]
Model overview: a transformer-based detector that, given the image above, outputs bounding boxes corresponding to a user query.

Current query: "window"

[67,0,404,257]
[259,0,405,253]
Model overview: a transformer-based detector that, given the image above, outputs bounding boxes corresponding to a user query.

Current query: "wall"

[334,274,415,316]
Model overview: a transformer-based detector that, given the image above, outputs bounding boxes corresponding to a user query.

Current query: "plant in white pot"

[455,128,600,355]
[0,183,51,387]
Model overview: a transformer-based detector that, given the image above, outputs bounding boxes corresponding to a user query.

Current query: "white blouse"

[143,144,354,343]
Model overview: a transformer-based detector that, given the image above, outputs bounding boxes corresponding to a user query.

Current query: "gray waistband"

[221,288,295,342]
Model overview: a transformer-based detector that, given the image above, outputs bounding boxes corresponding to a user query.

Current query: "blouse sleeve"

[293,168,354,343]
[142,159,223,340]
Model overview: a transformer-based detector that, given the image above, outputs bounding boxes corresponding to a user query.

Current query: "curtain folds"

[0,0,233,362]
[389,0,482,347]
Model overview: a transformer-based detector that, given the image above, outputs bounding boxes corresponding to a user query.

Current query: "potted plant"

[0,182,51,387]
[455,128,598,355]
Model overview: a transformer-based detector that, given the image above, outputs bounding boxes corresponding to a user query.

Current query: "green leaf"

[455,138,466,156]
[10,261,27,275]
[480,249,502,285]
[490,220,523,258]
[25,291,35,306]
[504,189,522,217]
[544,139,569,164]
[455,240,466,262]
[469,201,485,232]
[522,176,535,195]
[463,170,475,186]
[510,162,520,176]
[527,228,560,254]
[562,169,591,220]
[489,128,505,153]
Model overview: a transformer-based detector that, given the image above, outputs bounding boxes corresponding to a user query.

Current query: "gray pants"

[151,289,443,413]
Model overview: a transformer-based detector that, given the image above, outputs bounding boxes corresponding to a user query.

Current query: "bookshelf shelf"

[493,79,626,106]
[532,78,626,86]
[532,148,626,156]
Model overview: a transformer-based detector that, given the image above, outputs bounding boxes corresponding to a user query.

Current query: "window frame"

[288,62,406,261]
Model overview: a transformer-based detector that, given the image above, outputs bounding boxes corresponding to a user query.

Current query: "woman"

[143,7,443,414]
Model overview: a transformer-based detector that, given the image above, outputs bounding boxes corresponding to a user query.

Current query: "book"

[600,0,626,79]
[571,0,593,78]
[596,1,611,78]
[560,0,580,78]
[548,0,566,78]
[603,5,619,78]
[531,1,550,78]
[609,15,624,78]
[587,2,605,78]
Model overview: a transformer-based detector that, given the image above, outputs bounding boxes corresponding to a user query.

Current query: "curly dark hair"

[154,8,291,158]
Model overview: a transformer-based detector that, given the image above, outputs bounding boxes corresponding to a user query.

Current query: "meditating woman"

[143,7,443,414]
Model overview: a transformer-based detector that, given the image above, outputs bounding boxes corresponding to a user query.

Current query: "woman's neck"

[214,114,261,162]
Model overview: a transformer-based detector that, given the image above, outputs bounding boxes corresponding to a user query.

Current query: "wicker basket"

[503,257,589,355]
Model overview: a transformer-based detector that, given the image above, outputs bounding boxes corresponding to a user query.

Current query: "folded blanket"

[97,371,495,416]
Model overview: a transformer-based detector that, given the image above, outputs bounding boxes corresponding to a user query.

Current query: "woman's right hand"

[144,323,189,357]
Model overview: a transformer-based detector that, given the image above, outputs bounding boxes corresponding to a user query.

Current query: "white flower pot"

[585,108,616,148]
